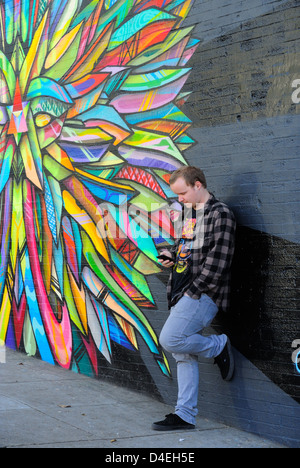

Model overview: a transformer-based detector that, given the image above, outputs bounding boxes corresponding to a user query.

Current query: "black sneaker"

[152,413,195,431]
[214,338,234,381]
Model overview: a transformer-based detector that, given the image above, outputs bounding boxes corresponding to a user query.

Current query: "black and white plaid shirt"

[167,194,236,312]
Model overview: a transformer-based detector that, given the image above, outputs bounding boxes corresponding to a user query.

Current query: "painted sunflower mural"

[0,0,199,377]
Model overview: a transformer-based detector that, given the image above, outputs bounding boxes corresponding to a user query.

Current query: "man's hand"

[157,250,174,268]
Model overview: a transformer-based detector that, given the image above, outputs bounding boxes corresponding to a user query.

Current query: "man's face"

[170,177,202,207]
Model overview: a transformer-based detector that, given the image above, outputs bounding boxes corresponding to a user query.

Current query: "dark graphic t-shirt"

[171,208,197,304]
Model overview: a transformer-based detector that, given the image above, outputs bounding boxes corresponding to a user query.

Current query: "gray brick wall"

[145,0,300,448]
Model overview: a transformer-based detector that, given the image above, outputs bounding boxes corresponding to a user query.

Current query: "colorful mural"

[0,0,198,377]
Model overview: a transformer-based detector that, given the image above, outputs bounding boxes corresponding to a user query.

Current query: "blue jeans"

[159,294,227,425]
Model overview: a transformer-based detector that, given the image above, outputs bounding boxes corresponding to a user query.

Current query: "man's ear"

[194,181,202,190]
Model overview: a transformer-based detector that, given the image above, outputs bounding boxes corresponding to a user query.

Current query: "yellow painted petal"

[50,0,80,50]
[20,9,49,94]
[63,264,86,335]
[0,285,11,342]
[63,190,110,263]
[67,266,88,334]
[75,168,135,192]
[45,22,83,70]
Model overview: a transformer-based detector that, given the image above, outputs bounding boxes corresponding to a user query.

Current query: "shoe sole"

[224,338,235,381]
[152,424,195,432]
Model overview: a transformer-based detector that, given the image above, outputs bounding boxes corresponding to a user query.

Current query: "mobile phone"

[157,254,172,261]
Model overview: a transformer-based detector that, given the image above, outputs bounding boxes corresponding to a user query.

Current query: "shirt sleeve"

[184,210,236,300]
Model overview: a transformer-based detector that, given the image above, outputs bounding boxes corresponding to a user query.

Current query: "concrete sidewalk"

[0,348,286,448]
